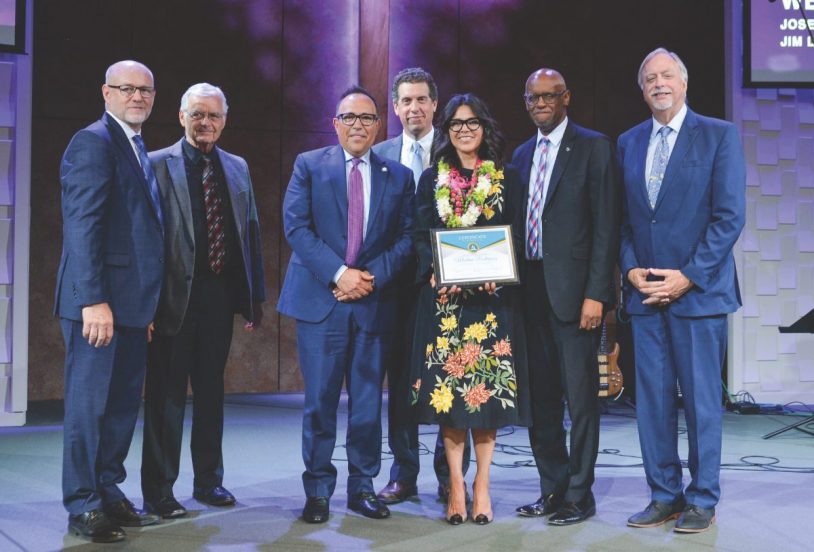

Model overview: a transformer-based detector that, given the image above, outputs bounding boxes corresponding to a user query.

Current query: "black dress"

[409,163,530,429]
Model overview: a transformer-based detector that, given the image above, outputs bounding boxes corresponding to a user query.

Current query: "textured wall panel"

[0,62,12,127]
[0,140,11,205]
[0,218,10,285]
[0,297,9,364]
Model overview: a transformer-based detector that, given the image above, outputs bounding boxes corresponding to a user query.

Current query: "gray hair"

[391,67,438,103]
[105,60,153,84]
[180,82,229,114]
[637,48,689,90]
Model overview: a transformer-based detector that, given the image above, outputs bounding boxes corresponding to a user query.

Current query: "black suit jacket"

[150,139,266,335]
[512,121,621,322]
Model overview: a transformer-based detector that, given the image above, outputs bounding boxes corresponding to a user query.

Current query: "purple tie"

[526,137,549,259]
[345,157,364,266]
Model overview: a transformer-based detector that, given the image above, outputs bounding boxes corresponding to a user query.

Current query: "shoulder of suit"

[215,146,247,165]
[568,121,610,142]
[618,119,650,143]
[372,135,400,154]
[511,135,538,158]
[689,110,736,133]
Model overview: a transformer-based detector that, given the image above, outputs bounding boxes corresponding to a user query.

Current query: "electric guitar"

[597,319,623,399]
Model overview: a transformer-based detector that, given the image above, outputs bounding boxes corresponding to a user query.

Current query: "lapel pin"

[565,146,571,152]
[381,166,388,172]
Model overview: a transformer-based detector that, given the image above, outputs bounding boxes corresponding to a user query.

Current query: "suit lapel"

[654,109,698,212]
[367,152,387,238]
[165,141,194,243]
[543,123,577,212]
[632,123,652,211]
[327,146,349,227]
[217,147,247,240]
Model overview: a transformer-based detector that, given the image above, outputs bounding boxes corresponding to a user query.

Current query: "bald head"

[102,60,155,131]
[524,68,570,134]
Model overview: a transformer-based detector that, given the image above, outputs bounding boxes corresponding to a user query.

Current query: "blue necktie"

[410,142,424,189]
[132,134,164,228]
[647,126,672,209]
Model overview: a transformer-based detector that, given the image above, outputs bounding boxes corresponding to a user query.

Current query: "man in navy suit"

[512,68,620,526]
[618,48,745,533]
[56,60,163,542]
[140,83,266,519]
[278,86,414,523]
[372,67,470,505]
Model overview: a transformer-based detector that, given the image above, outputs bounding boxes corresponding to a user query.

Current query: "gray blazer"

[150,139,266,335]
[372,134,404,164]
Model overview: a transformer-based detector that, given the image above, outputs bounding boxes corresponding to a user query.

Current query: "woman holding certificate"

[410,94,529,525]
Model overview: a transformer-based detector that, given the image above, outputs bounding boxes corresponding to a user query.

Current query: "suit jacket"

[372,134,403,165]
[617,107,745,317]
[277,145,414,333]
[512,121,621,323]
[55,113,164,328]
[150,139,266,335]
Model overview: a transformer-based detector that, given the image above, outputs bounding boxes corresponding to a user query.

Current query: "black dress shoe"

[347,492,391,519]
[377,480,418,504]
[302,496,330,524]
[104,498,160,527]
[68,510,125,543]
[548,493,596,526]
[515,493,563,517]
[145,496,187,519]
[193,485,236,506]
[674,504,715,533]
[627,497,686,528]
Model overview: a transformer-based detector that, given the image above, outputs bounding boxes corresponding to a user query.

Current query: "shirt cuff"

[333,265,348,285]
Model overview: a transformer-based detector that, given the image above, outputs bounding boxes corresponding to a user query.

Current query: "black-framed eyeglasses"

[336,112,379,127]
[448,118,481,132]
[106,84,155,98]
[523,90,568,106]
[186,110,225,122]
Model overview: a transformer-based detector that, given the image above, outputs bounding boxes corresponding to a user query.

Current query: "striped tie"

[202,156,226,274]
[526,137,549,259]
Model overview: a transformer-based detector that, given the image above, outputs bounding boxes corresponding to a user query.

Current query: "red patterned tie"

[202,156,226,274]
[526,137,549,259]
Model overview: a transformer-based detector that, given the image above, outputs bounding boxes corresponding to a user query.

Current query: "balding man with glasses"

[57,60,163,543]
[512,68,620,526]
[140,82,266,519]
[278,86,414,524]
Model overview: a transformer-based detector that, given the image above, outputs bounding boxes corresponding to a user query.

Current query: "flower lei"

[434,159,504,228]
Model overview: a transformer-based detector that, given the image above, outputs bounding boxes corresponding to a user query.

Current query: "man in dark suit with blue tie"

[56,60,163,542]
[512,68,620,526]
[618,48,745,533]
[140,83,266,519]
[372,67,470,505]
[278,86,414,523]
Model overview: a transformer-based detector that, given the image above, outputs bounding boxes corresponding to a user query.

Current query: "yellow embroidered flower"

[440,315,458,332]
[495,170,504,180]
[483,205,495,220]
[430,385,454,414]
[485,312,496,325]
[425,343,433,357]
[436,336,450,351]
[489,184,501,196]
[463,322,488,343]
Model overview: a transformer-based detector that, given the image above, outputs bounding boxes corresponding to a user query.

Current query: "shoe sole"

[69,527,125,543]
[515,510,550,518]
[673,516,716,533]
[377,494,417,505]
[627,512,682,528]
[547,508,596,526]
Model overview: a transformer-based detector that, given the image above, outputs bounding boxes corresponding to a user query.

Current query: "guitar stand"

[762,412,814,440]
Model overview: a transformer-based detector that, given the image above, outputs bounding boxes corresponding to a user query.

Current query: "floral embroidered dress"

[410,160,530,429]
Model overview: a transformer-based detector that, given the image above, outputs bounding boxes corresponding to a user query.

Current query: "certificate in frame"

[430,225,520,288]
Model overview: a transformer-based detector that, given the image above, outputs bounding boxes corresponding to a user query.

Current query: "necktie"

[345,158,364,266]
[526,137,549,260]
[202,156,226,274]
[132,134,163,228]
[410,142,424,189]
[648,126,672,209]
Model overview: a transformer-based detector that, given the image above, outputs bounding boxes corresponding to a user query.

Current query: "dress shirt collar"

[182,139,214,165]
[342,148,372,166]
[650,103,687,139]
[402,128,434,153]
[537,116,568,148]
[106,110,140,141]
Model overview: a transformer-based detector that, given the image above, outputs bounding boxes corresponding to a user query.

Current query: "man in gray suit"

[373,67,470,504]
[140,83,266,518]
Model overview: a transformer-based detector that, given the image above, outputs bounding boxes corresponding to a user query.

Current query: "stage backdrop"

[28,0,724,400]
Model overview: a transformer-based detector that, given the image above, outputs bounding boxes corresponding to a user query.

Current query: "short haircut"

[390,67,438,103]
[180,82,229,114]
[104,60,153,85]
[336,85,379,115]
[637,47,689,90]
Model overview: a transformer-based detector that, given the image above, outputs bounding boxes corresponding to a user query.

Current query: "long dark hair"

[431,93,506,170]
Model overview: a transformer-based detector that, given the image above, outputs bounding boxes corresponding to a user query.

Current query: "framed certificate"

[430,225,520,288]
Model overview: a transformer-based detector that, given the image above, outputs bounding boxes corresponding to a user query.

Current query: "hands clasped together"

[332,268,376,302]
[627,267,693,307]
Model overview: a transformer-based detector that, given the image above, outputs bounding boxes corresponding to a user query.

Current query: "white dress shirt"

[399,128,434,171]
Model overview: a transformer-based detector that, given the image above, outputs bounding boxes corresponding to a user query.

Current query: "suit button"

[651,219,656,224]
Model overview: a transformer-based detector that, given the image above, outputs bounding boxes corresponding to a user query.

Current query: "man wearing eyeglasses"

[512,68,620,525]
[278,86,414,524]
[139,82,265,519]
[57,60,163,543]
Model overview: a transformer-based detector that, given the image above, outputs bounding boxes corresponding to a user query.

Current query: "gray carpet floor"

[0,394,812,551]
